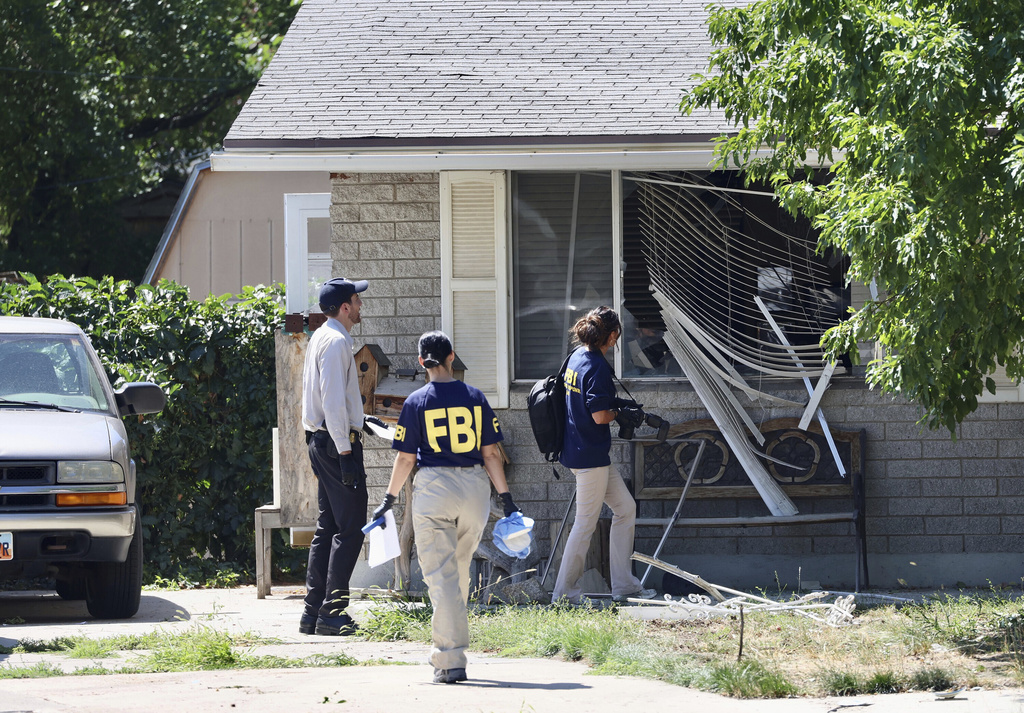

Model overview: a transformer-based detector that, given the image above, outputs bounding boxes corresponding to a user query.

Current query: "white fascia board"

[211,145,750,173]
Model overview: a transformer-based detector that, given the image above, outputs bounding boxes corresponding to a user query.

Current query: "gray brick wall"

[330,172,441,365]
[330,171,1024,590]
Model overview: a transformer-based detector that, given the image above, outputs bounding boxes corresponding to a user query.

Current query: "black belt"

[305,429,361,444]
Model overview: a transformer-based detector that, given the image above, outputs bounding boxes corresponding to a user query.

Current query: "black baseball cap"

[319,278,368,312]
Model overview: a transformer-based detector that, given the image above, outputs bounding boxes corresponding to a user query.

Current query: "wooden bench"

[632,418,868,590]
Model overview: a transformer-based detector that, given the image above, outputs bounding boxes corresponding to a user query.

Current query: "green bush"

[0,273,294,580]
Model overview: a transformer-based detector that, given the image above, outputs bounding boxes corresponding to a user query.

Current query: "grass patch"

[0,662,66,679]
[822,669,861,696]
[353,587,1024,697]
[0,626,361,678]
[9,587,1024,697]
[910,667,956,691]
[708,660,797,698]
[865,670,904,694]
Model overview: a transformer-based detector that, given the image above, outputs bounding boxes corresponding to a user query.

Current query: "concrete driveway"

[2,586,1024,713]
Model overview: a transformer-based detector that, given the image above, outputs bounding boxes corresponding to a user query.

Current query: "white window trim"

[283,193,330,314]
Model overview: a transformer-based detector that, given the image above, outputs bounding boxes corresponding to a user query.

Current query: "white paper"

[367,510,400,568]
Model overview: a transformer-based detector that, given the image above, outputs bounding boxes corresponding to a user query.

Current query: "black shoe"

[314,612,358,636]
[299,613,317,635]
[433,668,467,684]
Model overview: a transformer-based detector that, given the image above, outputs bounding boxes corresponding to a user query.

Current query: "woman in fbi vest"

[373,330,522,685]
[552,306,655,604]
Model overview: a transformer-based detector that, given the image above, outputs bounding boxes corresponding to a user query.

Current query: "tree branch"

[123,81,256,140]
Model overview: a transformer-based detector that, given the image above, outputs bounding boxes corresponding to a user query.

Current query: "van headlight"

[58,461,125,484]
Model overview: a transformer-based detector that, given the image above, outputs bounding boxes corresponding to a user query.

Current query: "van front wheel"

[85,512,143,619]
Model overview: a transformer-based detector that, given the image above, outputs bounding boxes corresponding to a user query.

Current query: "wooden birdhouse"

[355,343,392,415]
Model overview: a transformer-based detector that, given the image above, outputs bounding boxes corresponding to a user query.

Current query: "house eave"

[211,137,748,173]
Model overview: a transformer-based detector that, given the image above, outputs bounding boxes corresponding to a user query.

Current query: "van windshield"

[0,335,110,412]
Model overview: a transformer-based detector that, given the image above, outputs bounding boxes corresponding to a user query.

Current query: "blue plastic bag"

[492,511,534,560]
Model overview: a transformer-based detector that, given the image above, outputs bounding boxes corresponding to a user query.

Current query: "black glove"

[372,493,396,528]
[499,491,520,518]
[614,405,645,429]
[338,451,360,488]
[610,397,643,411]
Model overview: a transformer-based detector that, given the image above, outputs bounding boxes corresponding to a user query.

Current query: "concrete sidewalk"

[2,586,1023,713]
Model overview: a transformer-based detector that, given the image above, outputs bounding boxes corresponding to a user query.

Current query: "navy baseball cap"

[318,278,368,312]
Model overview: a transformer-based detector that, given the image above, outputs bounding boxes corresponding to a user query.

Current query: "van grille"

[0,462,55,484]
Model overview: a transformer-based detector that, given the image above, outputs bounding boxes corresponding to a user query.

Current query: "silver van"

[0,316,165,618]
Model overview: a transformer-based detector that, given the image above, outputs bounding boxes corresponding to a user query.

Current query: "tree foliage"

[0,0,300,280]
[0,275,300,580]
[683,0,1024,431]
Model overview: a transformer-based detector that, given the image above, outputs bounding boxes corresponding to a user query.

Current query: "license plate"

[0,532,11,560]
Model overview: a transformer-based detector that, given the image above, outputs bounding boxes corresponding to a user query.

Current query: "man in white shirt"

[299,277,368,636]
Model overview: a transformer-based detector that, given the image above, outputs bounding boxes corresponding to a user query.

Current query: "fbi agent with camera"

[552,306,655,604]
[373,330,521,684]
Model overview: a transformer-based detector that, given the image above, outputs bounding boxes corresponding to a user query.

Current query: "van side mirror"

[114,382,167,416]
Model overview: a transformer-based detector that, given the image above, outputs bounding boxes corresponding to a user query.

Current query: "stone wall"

[330,171,442,369]
[315,170,1024,591]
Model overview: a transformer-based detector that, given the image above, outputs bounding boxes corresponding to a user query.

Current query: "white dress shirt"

[301,317,365,453]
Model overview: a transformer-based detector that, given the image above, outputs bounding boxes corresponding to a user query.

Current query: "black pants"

[304,430,368,617]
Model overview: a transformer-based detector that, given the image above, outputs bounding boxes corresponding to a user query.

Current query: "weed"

[70,666,114,676]
[708,659,797,698]
[64,638,113,659]
[821,669,861,696]
[12,637,79,653]
[360,594,432,642]
[865,670,903,694]
[140,628,237,671]
[910,667,955,691]
[0,662,65,679]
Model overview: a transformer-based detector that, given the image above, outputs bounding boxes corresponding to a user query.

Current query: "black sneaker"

[314,612,358,636]
[299,613,317,635]
[433,668,468,684]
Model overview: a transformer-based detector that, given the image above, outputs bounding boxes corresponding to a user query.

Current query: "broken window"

[622,171,849,379]
[510,170,849,381]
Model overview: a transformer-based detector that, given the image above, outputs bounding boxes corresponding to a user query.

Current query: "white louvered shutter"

[440,171,509,407]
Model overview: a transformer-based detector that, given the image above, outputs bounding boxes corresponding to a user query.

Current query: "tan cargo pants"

[552,463,642,602]
[412,464,491,671]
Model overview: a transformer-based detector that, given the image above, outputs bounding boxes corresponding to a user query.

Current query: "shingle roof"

[224,0,741,147]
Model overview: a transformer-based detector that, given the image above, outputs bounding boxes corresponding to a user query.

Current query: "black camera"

[617,410,670,442]
[644,412,671,442]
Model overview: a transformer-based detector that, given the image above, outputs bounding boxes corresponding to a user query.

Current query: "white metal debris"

[629,552,856,627]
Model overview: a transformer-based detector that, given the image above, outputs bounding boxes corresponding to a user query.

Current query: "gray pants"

[552,463,642,602]
[412,464,490,671]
